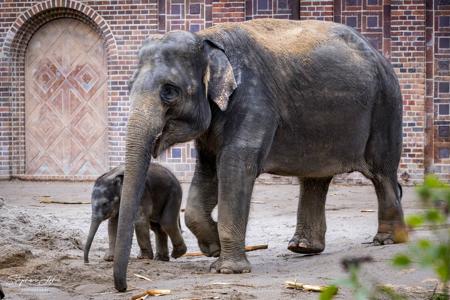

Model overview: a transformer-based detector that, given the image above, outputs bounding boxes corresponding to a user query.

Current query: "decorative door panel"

[25,18,108,176]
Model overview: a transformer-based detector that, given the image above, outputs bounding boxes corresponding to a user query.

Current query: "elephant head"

[113,31,237,291]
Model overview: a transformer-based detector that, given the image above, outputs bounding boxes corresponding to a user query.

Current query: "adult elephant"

[114,19,406,291]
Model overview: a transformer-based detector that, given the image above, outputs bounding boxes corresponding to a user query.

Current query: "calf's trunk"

[84,218,102,263]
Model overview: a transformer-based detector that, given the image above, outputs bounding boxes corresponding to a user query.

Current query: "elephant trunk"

[113,101,162,292]
[84,218,102,263]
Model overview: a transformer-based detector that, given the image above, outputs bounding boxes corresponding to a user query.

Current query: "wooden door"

[25,18,108,176]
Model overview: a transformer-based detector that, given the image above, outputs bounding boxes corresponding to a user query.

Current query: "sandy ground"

[0,180,440,299]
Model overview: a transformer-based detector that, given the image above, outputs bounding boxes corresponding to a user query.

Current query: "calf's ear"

[203,40,237,111]
[114,174,124,187]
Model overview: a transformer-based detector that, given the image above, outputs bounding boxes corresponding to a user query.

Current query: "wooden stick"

[244,244,268,251]
[134,274,152,282]
[131,289,170,300]
[39,197,90,205]
[285,281,329,292]
[183,244,268,257]
[40,199,90,204]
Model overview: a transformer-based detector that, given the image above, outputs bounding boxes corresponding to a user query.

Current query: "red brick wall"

[214,0,245,23]
[391,0,426,183]
[0,0,157,180]
[301,0,333,21]
[0,0,448,183]
[427,0,450,182]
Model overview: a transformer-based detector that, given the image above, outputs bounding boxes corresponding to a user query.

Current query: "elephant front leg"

[185,154,220,257]
[288,177,332,254]
[135,216,154,260]
[104,216,118,261]
[210,149,259,274]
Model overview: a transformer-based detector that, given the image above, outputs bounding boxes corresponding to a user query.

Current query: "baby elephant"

[84,164,186,263]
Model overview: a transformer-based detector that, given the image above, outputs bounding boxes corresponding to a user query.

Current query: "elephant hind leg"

[369,173,407,245]
[151,222,169,261]
[160,217,187,259]
[288,177,332,254]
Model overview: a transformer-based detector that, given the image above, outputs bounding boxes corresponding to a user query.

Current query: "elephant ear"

[114,174,124,187]
[203,40,237,111]
[112,166,124,187]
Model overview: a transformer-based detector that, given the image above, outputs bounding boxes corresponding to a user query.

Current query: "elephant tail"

[397,183,403,200]
[0,283,4,299]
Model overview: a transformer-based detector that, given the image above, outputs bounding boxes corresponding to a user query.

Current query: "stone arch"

[3,0,118,179]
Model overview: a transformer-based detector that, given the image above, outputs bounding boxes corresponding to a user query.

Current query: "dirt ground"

[0,180,440,299]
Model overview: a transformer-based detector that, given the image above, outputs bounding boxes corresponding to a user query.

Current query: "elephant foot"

[171,243,187,259]
[373,230,408,246]
[137,250,154,260]
[287,236,324,254]
[199,241,220,257]
[210,256,251,274]
[373,222,409,246]
[103,253,114,261]
[154,253,170,261]
[373,233,394,246]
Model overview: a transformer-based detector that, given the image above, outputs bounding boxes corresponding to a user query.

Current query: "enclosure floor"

[0,181,437,299]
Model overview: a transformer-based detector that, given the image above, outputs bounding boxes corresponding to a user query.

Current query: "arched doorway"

[25,18,108,176]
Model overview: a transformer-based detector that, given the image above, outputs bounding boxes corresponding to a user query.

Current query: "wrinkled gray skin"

[84,164,186,264]
[114,19,406,291]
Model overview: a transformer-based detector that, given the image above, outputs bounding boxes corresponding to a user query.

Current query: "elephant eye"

[160,84,180,104]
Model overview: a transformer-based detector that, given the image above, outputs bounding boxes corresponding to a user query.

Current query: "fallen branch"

[134,273,152,282]
[183,244,268,257]
[211,282,255,288]
[39,196,90,205]
[285,281,331,293]
[131,289,170,300]
[413,223,450,231]
[360,209,375,213]
[244,244,268,251]
[251,201,266,204]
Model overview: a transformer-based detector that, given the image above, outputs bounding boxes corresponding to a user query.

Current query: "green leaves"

[393,175,450,298]
[320,175,450,300]
[424,208,446,224]
[392,254,412,267]
[417,239,431,250]
[319,285,338,300]
[423,175,448,189]
[415,175,450,210]
[406,209,446,229]
[405,214,424,228]
[319,264,373,299]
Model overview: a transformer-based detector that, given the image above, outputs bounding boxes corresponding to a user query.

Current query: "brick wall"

[391,0,426,183]
[0,0,448,183]
[301,0,333,21]
[428,0,450,182]
[0,0,159,180]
